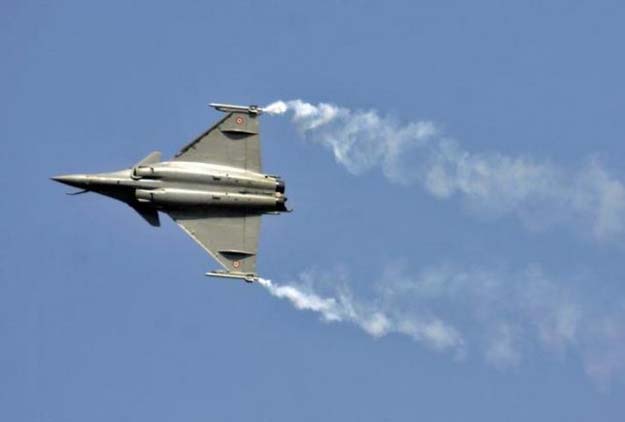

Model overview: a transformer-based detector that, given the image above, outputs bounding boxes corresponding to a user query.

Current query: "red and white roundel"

[235,116,244,125]
[232,260,241,269]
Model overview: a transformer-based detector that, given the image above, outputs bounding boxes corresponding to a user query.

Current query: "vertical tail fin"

[134,151,161,167]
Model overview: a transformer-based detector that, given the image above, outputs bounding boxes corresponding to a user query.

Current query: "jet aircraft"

[52,103,289,283]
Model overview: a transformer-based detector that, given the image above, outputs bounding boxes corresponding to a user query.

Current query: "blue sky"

[2,1,625,420]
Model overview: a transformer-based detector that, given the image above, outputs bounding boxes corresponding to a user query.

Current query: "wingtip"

[205,270,258,283]
[209,103,262,115]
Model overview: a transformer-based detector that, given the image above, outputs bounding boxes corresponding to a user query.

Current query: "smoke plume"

[259,100,625,385]
[257,266,625,386]
[257,276,463,353]
[264,100,625,240]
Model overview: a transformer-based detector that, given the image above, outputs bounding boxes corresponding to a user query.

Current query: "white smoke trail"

[261,100,625,385]
[256,276,464,353]
[264,100,625,240]
[257,266,625,386]
[262,101,289,115]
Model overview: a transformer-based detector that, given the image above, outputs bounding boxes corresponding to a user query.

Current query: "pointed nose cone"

[51,174,90,189]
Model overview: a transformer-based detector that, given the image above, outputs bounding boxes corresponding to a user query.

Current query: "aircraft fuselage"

[53,161,287,212]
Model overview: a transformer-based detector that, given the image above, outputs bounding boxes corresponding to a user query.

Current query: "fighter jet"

[52,103,289,283]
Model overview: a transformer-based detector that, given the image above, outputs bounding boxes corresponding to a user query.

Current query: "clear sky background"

[2,1,625,421]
